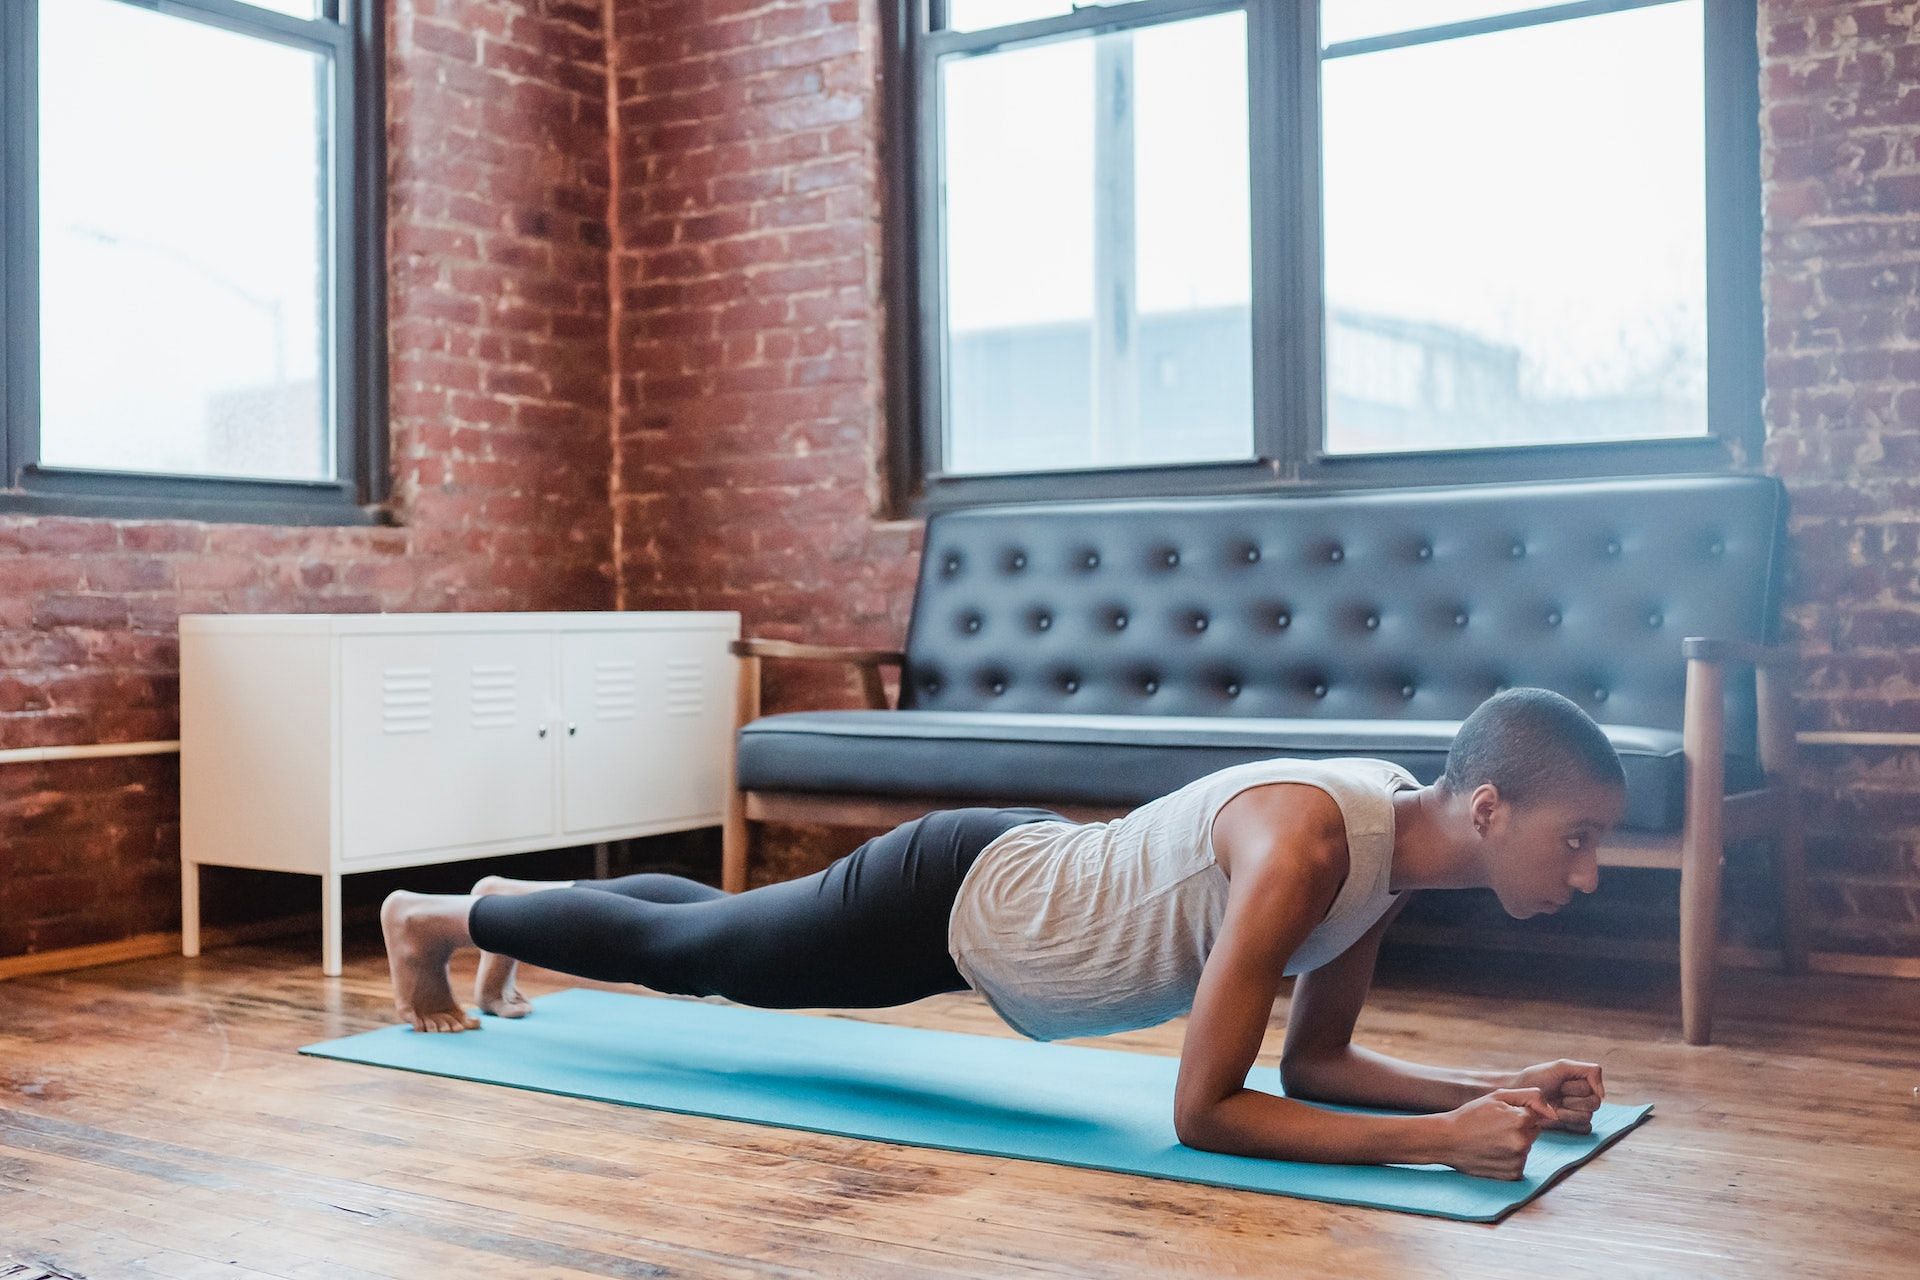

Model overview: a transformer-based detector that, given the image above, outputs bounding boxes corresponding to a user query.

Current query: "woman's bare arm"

[1172,787,1451,1166]
[1276,894,1512,1112]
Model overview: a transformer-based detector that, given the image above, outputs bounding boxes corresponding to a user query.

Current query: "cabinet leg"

[322,872,343,978]
[181,859,200,958]
[593,841,611,881]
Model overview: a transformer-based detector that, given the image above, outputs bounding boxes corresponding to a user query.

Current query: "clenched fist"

[1436,1087,1557,1180]
[1505,1059,1605,1134]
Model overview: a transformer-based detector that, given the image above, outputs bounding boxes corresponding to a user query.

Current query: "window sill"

[0,488,396,527]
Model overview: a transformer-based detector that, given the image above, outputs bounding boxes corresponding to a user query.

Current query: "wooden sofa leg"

[1773,792,1812,976]
[1757,663,1812,977]
[1680,655,1726,1046]
[1679,821,1724,1046]
[722,789,750,895]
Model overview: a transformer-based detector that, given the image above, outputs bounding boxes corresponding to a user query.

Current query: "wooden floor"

[1,931,1916,1280]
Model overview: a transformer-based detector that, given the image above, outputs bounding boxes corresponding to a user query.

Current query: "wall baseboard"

[0,903,381,982]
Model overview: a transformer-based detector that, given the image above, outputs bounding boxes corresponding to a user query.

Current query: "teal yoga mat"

[300,989,1651,1222]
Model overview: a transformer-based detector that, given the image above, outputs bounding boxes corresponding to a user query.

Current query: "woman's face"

[1478,781,1627,919]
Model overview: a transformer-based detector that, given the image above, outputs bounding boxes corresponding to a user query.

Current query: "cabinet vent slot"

[595,660,638,721]
[470,663,518,729]
[381,667,433,735]
[665,658,704,717]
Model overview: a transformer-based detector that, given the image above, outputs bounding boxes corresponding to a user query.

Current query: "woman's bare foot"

[470,874,575,1018]
[380,890,480,1033]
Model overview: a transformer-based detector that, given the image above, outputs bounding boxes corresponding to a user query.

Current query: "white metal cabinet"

[180,611,740,975]
[558,629,733,837]
[340,631,557,861]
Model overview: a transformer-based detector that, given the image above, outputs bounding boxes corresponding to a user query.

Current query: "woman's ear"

[1470,782,1503,838]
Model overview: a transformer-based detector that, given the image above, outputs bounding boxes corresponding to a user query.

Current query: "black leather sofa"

[723,474,1808,1045]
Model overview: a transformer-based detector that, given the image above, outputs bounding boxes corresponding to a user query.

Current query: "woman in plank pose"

[382,687,1623,1180]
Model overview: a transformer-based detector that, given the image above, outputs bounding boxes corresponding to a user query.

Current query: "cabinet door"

[559,628,731,835]
[340,631,558,861]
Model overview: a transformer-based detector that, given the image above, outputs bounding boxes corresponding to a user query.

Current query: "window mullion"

[1248,0,1318,471]
[1090,32,1139,466]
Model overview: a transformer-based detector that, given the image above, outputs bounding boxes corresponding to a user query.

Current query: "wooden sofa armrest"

[1681,637,1796,669]
[729,637,905,715]
[730,638,906,667]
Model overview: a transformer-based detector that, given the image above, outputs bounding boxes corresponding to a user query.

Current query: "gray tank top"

[946,757,1419,1041]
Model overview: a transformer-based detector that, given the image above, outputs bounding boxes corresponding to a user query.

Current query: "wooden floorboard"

[1,931,1915,1279]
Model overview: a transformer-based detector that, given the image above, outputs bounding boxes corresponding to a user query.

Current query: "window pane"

[39,0,332,481]
[1322,1,1588,47]
[1320,0,1705,455]
[940,11,1253,475]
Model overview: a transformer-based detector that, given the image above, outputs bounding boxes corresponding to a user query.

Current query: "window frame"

[0,0,389,527]
[883,0,1762,516]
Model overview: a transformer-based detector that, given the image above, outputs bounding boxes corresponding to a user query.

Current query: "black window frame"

[883,0,1763,516]
[0,0,389,527]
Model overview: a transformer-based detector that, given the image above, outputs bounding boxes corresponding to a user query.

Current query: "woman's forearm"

[1279,1045,1511,1113]
[1177,1086,1448,1166]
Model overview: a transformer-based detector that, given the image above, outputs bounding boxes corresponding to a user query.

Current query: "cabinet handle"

[537,725,548,738]
[567,723,577,736]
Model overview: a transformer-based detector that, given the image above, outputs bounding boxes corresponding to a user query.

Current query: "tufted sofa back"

[899,475,1787,753]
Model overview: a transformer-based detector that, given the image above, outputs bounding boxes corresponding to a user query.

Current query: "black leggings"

[466,807,1068,1009]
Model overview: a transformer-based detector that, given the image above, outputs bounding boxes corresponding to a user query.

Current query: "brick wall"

[0,0,615,957]
[610,0,1920,954]
[1759,0,1920,954]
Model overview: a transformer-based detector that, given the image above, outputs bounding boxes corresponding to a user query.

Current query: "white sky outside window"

[38,0,332,481]
[939,0,1707,467]
[1321,0,1707,452]
[244,0,323,18]
[942,10,1253,474]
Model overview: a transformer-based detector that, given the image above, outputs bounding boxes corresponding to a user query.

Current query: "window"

[1,0,386,524]
[884,0,1760,512]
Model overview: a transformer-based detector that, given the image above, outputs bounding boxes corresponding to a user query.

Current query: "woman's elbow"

[1173,1099,1225,1151]
[1277,1053,1329,1101]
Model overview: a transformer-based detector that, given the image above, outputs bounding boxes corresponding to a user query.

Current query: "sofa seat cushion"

[737,711,1765,835]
